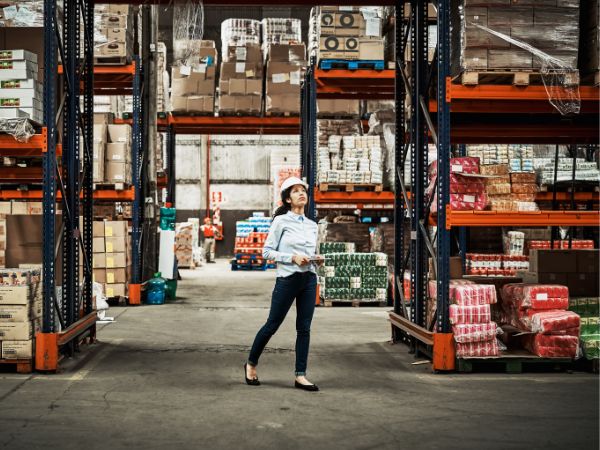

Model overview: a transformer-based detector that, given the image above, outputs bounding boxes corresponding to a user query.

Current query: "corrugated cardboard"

[105,252,126,268]
[317,99,360,116]
[0,201,10,214]
[104,221,127,237]
[93,221,105,237]
[96,42,127,57]
[105,236,126,253]
[5,216,61,269]
[94,160,104,182]
[0,299,42,322]
[105,267,127,284]
[359,39,385,60]
[107,124,131,144]
[220,61,263,80]
[266,94,300,114]
[225,43,262,63]
[105,283,126,298]
[186,96,214,113]
[106,143,130,162]
[93,268,106,284]
[0,320,39,340]
[93,141,105,160]
[105,162,131,183]
[2,340,33,359]
[268,43,306,62]
[218,95,262,114]
[93,237,105,253]
[93,253,106,269]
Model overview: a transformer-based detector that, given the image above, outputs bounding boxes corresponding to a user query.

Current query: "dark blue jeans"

[248,271,317,376]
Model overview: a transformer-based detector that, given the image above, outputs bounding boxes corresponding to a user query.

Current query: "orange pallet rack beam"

[167,115,300,135]
[0,187,135,201]
[443,209,600,228]
[0,128,62,157]
[315,69,395,99]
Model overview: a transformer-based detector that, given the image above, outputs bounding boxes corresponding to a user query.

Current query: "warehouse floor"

[0,260,598,449]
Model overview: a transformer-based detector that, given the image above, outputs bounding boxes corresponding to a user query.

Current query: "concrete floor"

[0,259,598,450]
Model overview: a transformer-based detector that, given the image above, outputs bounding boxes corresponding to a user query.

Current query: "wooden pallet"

[94,56,129,66]
[0,358,33,373]
[93,182,130,191]
[319,183,383,193]
[322,299,387,307]
[319,59,385,70]
[457,350,573,373]
[454,69,580,87]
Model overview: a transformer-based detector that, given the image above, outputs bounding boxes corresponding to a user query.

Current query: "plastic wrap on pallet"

[221,18,261,59]
[522,333,578,358]
[454,2,581,115]
[452,284,497,306]
[526,310,580,335]
[455,339,499,357]
[172,0,205,66]
[261,18,302,57]
[501,284,569,311]
[0,118,35,142]
[453,322,501,344]
[450,304,492,325]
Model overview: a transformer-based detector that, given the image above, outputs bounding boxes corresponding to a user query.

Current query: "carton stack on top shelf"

[92,220,130,299]
[219,19,263,116]
[0,217,5,268]
[452,1,580,80]
[93,4,133,63]
[0,50,42,124]
[263,19,306,116]
[310,6,386,64]
[170,41,218,114]
[93,113,112,183]
[0,269,41,362]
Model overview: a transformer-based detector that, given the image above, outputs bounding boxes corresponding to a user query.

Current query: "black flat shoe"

[295,380,319,392]
[244,363,260,386]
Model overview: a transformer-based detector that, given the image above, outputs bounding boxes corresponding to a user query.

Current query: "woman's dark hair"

[273,184,307,219]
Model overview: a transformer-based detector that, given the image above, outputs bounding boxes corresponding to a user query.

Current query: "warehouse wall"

[175,134,300,257]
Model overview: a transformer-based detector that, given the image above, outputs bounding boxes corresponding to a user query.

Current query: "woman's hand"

[292,254,311,266]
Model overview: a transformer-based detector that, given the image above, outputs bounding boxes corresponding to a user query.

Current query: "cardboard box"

[359,39,385,60]
[105,267,127,284]
[225,43,262,63]
[0,320,38,340]
[576,249,599,273]
[567,272,600,297]
[93,237,105,253]
[429,256,464,280]
[218,95,262,114]
[11,202,28,215]
[93,221,105,237]
[171,95,187,112]
[94,161,104,183]
[198,40,218,61]
[268,43,306,62]
[105,283,126,298]
[105,252,126,268]
[0,285,37,305]
[196,79,215,95]
[100,14,127,29]
[93,123,107,143]
[265,94,300,114]
[93,268,106,284]
[103,27,127,43]
[317,99,360,116]
[171,76,199,97]
[2,340,33,359]
[96,42,127,58]
[104,236,126,253]
[105,162,131,184]
[186,96,214,113]
[519,271,569,285]
[220,61,263,80]
[104,221,127,237]
[93,253,106,269]
[228,78,246,95]
[93,112,114,124]
[0,201,11,214]
[93,141,105,160]
[529,249,577,273]
[107,124,131,144]
[0,300,42,322]
[106,143,130,162]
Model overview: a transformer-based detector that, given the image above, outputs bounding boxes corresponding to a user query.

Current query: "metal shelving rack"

[389,0,600,371]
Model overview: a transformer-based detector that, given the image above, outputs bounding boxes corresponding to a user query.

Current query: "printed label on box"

[451,164,463,172]
[106,242,113,252]
[290,71,301,85]
[536,293,548,300]
[107,273,114,283]
[365,18,381,37]
[179,65,191,76]
[464,195,475,203]
[195,64,207,74]
[107,287,114,297]
[3,5,17,19]
[235,63,245,73]
[245,69,255,78]
[106,257,114,267]
[235,47,247,61]
[272,73,288,83]
[105,226,113,236]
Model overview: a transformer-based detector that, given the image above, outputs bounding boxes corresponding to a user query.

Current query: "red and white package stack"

[456,339,499,358]
[522,334,579,358]
[528,240,594,250]
[500,283,580,358]
[450,282,500,357]
[429,157,489,211]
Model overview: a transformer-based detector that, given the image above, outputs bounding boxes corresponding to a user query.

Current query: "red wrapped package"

[452,284,497,306]
[501,283,569,310]
[447,193,489,211]
[455,339,499,357]
[429,279,474,300]
[450,304,491,324]
[527,310,581,334]
[453,322,499,343]
[523,334,578,358]
[429,157,481,178]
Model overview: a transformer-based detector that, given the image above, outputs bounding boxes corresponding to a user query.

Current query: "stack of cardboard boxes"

[156,42,168,112]
[0,269,41,361]
[0,49,42,124]
[218,42,263,115]
[311,6,386,62]
[452,1,580,75]
[92,220,130,298]
[265,43,306,116]
[0,216,5,268]
[106,124,132,184]
[93,4,133,63]
[175,222,194,269]
[171,41,218,114]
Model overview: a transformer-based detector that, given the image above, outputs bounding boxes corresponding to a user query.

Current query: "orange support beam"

[35,332,59,372]
[444,209,600,228]
[128,283,142,305]
[433,333,456,371]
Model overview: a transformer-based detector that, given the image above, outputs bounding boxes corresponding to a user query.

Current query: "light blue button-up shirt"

[263,211,318,278]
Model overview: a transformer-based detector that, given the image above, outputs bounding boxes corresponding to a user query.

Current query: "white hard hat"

[280,176,308,193]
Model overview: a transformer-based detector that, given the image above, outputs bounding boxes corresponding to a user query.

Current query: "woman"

[244,177,323,392]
